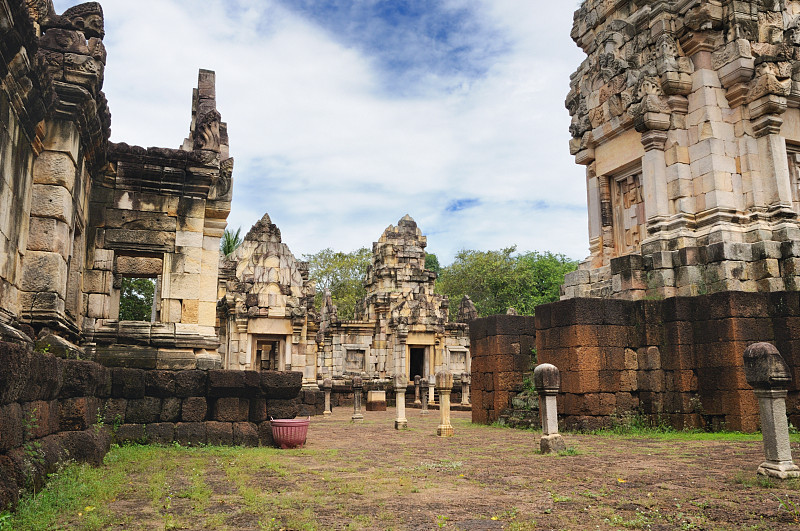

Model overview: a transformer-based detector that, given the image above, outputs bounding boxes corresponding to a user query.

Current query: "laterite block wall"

[469,315,536,424]
[0,341,304,512]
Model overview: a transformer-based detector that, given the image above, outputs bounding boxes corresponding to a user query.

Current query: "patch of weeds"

[774,493,800,523]
[550,492,572,503]
[557,447,580,456]
[0,511,11,531]
[436,514,449,528]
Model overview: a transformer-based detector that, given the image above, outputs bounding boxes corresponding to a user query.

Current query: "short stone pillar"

[414,375,422,405]
[460,372,471,406]
[351,376,364,422]
[322,378,332,417]
[436,371,454,437]
[394,375,408,429]
[534,363,566,454]
[420,378,429,415]
[366,390,387,411]
[743,343,800,479]
[428,374,436,405]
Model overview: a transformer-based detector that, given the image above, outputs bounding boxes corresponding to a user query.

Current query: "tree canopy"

[303,247,372,320]
[435,246,577,318]
[119,277,156,321]
[220,227,242,257]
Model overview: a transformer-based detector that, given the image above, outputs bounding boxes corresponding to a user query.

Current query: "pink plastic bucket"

[270,417,310,449]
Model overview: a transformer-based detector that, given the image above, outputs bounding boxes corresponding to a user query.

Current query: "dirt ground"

[57,408,800,530]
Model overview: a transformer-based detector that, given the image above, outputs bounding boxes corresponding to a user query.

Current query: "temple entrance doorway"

[254,336,284,371]
[409,347,425,383]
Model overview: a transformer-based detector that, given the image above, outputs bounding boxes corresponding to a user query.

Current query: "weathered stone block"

[21,250,67,296]
[233,422,259,447]
[249,398,268,423]
[175,422,207,446]
[206,421,233,445]
[145,423,175,445]
[144,370,176,397]
[260,371,302,399]
[175,370,206,397]
[213,397,248,422]
[0,403,23,451]
[125,397,161,424]
[160,397,181,423]
[31,184,72,222]
[181,397,207,422]
[27,217,70,258]
[111,367,146,398]
[265,398,299,419]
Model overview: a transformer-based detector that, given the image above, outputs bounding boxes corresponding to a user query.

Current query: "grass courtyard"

[2,408,800,530]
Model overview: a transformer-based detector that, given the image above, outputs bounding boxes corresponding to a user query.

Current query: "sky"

[53,0,588,265]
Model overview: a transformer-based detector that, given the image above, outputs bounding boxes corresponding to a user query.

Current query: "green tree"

[303,247,372,320]
[435,247,577,318]
[119,277,156,321]
[425,253,441,275]
[220,227,242,257]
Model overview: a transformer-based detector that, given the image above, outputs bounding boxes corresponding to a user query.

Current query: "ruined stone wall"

[469,315,536,424]
[0,339,304,512]
[535,292,800,432]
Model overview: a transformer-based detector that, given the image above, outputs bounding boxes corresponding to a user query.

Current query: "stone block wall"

[0,341,303,512]
[469,315,536,424]
[536,292,800,432]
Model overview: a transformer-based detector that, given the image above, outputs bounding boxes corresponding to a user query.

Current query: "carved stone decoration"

[62,2,104,38]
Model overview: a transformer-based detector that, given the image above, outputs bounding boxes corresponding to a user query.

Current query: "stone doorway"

[254,336,284,371]
[409,346,425,383]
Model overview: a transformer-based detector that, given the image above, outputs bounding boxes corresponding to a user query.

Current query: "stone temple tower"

[563,0,800,301]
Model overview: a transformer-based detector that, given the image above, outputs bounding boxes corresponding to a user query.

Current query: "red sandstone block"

[561,393,579,415]
[598,393,616,415]
[707,291,768,320]
[249,398,268,423]
[492,354,516,373]
[664,321,693,346]
[472,407,488,424]
[696,341,749,368]
[482,392,494,410]
[486,335,522,357]
[665,370,698,392]
[182,397,207,422]
[598,370,621,392]
[206,421,234,445]
[615,392,638,412]
[602,347,625,371]
[728,415,760,433]
[60,397,91,431]
[619,370,637,392]
[213,398,248,422]
[561,370,601,394]
[234,422,259,447]
[574,346,603,371]
[470,355,487,373]
[697,366,750,391]
[660,343,696,371]
[493,391,512,411]
[720,391,759,417]
[494,371,522,392]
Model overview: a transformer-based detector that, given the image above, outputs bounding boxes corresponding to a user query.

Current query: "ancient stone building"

[217,213,317,379]
[0,0,232,369]
[507,0,800,432]
[317,215,470,387]
[219,214,470,388]
[563,0,800,300]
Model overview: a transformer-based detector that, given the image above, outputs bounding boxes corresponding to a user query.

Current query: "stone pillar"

[394,375,408,429]
[640,130,670,227]
[751,98,795,216]
[534,363,566,454]
[743,343,800,479]
[436,371,454,437]
[427,374,436,405]
[322,378,332,417]
[351,376,364,422]
[460,372,471,406]
[414,375,422,405]
[420,378,429,415]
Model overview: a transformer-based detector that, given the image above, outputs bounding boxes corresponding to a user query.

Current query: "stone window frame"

[609,162,645,257]
[786,143,800,215]
[445,346,469,376]
[343,343,369,375]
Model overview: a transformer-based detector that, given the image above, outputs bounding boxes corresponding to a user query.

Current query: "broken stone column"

[534,363,566,454]
[394,375,408,429]
[436,371,454,437]
[351,376,364,422]
[743,343,800,479]
[421,378,429,415]
[461,372,471,406]
[428,374,436,405]
[414,375,422,405]
[322,378,332,417]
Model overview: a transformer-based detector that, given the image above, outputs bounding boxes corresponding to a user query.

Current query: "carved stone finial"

[62,2,104,38]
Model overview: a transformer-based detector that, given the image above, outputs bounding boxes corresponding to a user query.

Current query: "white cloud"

[53,0,590,264]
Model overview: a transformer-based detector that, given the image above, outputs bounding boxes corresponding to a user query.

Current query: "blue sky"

[53,0,587,264]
